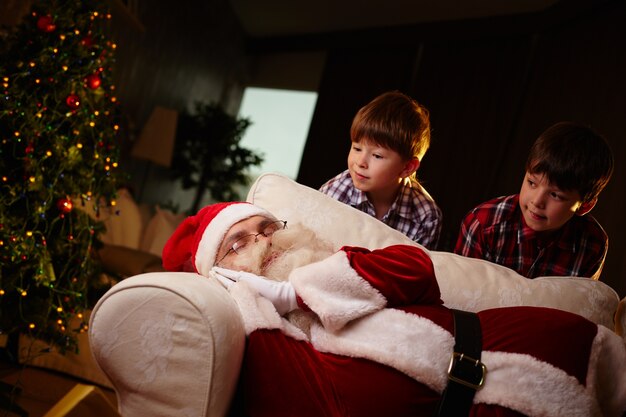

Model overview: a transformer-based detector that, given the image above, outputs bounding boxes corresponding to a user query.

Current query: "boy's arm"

[454,211,485,259]
[586,241,608,280]
[413,210,442,250]
[318,170,347,196]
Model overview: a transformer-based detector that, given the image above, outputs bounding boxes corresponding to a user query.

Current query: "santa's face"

[216,217,334,281]
[215,215,278,273]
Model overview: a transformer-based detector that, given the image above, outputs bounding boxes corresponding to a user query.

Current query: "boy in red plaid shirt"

[455,122,614,279]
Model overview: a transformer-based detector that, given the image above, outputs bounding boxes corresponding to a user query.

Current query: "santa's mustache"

[226,227,301,275]
[262,225,334,281]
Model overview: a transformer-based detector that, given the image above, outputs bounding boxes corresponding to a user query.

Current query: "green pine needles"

[0,0,123,352]
[170,101,264,214]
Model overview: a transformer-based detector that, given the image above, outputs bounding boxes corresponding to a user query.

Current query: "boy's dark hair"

[526,121,614,204]
[350,91,430,160]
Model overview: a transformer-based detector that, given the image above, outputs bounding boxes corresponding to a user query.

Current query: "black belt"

[434,309,487,417]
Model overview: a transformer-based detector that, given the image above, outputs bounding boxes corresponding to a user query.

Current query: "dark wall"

[298,46,419,186]
[109,0,247,126]
[293,0,626,296]
[106,0,249,208]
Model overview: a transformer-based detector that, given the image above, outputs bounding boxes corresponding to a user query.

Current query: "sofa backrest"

[247,172,621,330]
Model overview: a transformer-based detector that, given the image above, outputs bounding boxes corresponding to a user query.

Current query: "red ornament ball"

[37,15,56,33]
[85,74,101,89]
[65,94,80,109]
[57,198,73,214]
[80,35,93,47]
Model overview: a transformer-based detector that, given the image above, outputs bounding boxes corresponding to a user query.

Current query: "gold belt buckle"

[447,352,487,390]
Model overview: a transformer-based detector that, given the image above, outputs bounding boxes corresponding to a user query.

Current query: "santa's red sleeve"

[342,244,441,306]
[288,244,440,332]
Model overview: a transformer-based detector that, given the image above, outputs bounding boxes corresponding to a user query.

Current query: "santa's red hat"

[162,202,274,276]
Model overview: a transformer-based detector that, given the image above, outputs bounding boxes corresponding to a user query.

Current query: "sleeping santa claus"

[162,201,626,417]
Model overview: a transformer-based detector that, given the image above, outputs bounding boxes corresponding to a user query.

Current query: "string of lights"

[0,0,124,352]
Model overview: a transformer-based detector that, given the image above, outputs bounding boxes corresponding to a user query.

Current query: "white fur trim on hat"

[196,204,274,276]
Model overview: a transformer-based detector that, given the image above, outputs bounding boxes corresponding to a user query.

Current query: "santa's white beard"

[229,223,334,282]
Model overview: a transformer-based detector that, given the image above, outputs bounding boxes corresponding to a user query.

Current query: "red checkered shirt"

[454,194,608,279]
[319,169,442,249]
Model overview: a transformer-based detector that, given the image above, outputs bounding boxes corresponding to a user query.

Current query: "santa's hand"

[209,269,234,289]
[212,267,298,315]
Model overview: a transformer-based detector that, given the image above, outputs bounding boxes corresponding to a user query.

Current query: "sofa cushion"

[99,188,145,250]
[98,244,165,278]
[139,206,186,257]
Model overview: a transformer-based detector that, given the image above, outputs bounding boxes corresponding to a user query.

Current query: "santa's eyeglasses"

[216,220,287,266]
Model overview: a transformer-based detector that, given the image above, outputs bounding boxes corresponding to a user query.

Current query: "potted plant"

[170,101,263,213]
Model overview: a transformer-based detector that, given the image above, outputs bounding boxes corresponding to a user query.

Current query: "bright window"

[238,87,318,180]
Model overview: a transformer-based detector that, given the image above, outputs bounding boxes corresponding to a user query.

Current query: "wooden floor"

[0,361,117,417]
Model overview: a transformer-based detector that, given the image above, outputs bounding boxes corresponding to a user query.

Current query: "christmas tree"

[0,0,123,351]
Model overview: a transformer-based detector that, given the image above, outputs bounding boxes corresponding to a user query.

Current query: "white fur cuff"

[289,251,387,332]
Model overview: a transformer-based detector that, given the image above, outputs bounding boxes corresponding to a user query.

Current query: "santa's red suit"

[224,245,626,417]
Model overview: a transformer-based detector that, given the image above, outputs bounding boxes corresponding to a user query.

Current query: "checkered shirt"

[319,170,442,249]
[454,194,608,279]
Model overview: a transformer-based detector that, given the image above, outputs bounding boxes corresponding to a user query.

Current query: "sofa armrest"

[89,272,246,417]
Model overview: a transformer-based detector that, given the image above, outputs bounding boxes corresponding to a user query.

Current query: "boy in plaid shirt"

[319,91,442,249]
[455,122,614,279]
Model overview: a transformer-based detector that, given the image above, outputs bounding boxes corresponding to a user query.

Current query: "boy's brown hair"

[350,91,431,161]
[526,121,614,204]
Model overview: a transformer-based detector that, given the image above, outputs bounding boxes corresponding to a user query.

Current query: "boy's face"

[347,139,416,195]
[518,171,584,233]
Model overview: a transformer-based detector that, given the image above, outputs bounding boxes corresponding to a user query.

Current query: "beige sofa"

[89,173,626,417]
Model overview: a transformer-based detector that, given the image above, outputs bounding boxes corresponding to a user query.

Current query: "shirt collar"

[391,179,416,219]
[346,178,420,221]
[346,186,369,207]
